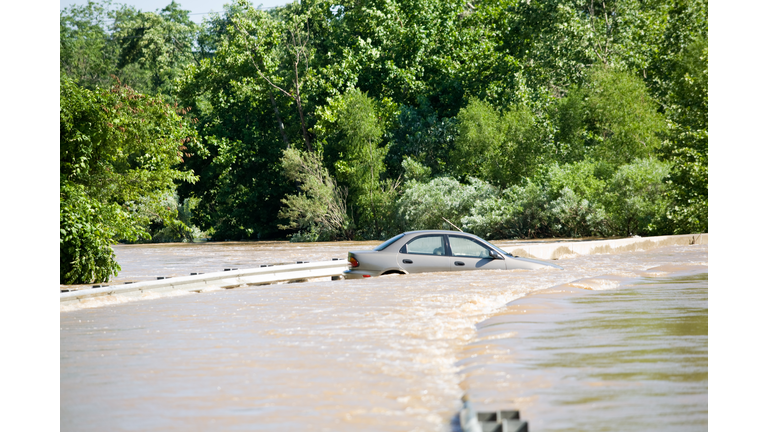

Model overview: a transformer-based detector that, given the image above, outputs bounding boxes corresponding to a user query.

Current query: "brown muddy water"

[60,241,707,431]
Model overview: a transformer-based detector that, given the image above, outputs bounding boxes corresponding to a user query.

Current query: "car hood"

[508,256,564,270]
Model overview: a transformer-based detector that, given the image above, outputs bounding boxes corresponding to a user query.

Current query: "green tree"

[168,0,706,240]
[278,148,351,240]
[450,98,546,188]
[660,37,708,233]
[60,0,142,90]
[174,4,302,240]
[113,1,200,96]
[60,77,198,284]
[320,89,398,238]
[556,67,666,166]
[603,158,672,236]
[60,0,197,95]
[386,99,456,177]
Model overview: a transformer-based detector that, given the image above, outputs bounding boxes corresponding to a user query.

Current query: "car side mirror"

[489,250,503,260]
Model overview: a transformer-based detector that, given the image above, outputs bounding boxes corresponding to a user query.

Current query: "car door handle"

[402,259,413,264]
[454,261,465,266]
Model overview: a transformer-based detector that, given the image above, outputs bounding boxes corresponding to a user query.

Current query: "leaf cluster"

[60,77,199,283]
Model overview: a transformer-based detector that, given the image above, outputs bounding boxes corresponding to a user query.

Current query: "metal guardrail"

[60,260,350,305]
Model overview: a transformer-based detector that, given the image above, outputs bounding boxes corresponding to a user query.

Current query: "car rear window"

[373,233,405,251]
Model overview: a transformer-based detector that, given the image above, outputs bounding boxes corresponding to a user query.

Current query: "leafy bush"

[450,98,546,187]
[397,176,497,231]
[401,156,432,182]
[462,157,671,239]
[149,193,208,242]
[387,100,456,177]
[462,180,553,239]
[603,158,672,236]
[278,148,351,240]
[60,182,146,284]
[556,67,666,166]
[547,187,610,238]
[60,78,198,283]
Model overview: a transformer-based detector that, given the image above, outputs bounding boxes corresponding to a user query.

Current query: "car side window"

[448,236,492,258]
[402,235,447,255]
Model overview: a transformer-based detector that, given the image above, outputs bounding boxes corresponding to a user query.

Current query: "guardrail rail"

[60,260,350,305]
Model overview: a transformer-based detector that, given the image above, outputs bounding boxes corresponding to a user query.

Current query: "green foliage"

[60,0,123,90]
[401,157,432,183]
[60,0,197,95]
[603,158,672,236]
[386,99,456,177]
[547,187,610,238]
[174,10,297,239]
[61,0,708,251]
[557,67,666,166]
[462,157,670,239]
[60,77,198,283]
[450,98,546,187]
[659,37,708,233]
[461,180,551,240]
[278,148,350,240]
[397,177,497,231]
[149,193,208,242]
[113,1,200,95]
[60,181,144,284]
[544,159,609,202]
[318,89,399,238]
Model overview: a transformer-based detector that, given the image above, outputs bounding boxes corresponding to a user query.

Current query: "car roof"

[402,230,478,236]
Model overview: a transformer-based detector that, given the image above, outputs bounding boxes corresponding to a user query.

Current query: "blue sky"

[60,0,292,23]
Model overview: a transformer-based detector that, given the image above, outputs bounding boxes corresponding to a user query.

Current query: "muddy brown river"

[60,241,707,431]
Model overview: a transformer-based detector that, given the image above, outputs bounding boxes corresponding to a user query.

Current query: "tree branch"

[231,19,295,100]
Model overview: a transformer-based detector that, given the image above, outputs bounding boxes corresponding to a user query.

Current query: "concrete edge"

[501,233,708,261]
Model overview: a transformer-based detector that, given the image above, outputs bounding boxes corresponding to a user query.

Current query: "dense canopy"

[60,0,708,283]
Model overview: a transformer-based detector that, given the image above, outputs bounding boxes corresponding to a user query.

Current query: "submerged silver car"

[343,230,562,279]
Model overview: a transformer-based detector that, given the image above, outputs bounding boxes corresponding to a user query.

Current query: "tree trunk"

[268,87,290,148]
[292,64,313,153]
[295,95,313,153]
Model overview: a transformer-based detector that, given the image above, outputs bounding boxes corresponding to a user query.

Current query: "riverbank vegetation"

[60,0,707,283]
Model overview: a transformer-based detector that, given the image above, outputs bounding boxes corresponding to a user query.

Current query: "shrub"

[60,182,146,284]
[556,67,666,166]
[149,193,207,242]
[278,148,351,240]
[397,176,497,231]
[462,161,612,239]
[547,187,610,238]
[603,158,672,236]
[60,78,198,283]
[450,98,545,187]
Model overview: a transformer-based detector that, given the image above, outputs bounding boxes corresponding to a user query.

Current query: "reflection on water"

[462,272,707,431]
[60,242,707,431]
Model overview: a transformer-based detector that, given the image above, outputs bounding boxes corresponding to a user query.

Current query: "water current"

[60,241,707,431]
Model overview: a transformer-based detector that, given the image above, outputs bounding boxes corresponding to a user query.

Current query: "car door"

[396,234,452,274]
[447,235,507,271]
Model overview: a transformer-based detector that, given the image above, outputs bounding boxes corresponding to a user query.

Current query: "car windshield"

[373,233,405,251]
[475,237,513,257]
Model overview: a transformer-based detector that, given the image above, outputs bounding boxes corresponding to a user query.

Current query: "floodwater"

[60,241,707,431]
[462,271,708,431]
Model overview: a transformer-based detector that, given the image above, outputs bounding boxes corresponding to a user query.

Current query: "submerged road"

[61,240,708,431]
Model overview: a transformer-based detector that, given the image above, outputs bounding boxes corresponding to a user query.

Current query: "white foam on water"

[60,242,708,431]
